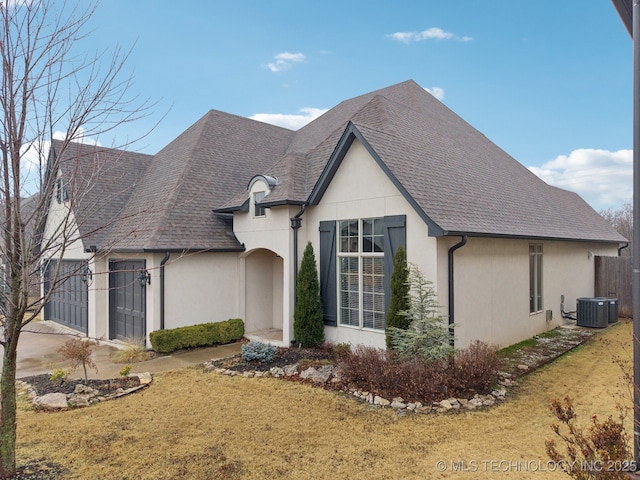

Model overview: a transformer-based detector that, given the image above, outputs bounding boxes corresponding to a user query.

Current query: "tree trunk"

[0,329,18,479]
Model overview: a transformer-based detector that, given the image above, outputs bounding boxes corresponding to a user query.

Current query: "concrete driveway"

[1,321,242,380]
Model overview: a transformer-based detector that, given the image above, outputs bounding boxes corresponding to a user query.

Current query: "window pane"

[339,220,359,253]
[362,218,384,253]
[254,191,266,217]
[529,245,543,313]
[362,257,385,330]
[529,253,535,313]
[536,253,543,310]
[339,257,359,326]
[363,219,372,236]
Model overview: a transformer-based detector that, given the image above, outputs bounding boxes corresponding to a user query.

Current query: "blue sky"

[81,1,632,211]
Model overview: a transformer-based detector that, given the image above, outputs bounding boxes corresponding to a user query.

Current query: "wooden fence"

[594,255,632,317]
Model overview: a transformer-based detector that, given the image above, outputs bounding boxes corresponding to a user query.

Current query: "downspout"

[290,204,306,305]
[447,235,467,347]
[619,242,629,256]
[160,252,170,330]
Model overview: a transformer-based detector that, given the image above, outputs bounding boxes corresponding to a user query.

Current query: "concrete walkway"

[1,321,242,380]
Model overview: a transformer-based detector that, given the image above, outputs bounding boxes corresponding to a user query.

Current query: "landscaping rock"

[283,364,298,377]
[73,384,97,395]
[269,366,284,377]
[134,372,153,385]
[492,388,507,399]
[67,394,91,407]
[35,393,68,410]
[300,365,334,383]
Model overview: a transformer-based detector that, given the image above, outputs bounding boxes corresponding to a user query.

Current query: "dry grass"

[15,321,632,479]
[109,344,154,364]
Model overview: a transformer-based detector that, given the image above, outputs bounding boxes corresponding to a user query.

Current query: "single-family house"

[42,80,626,349]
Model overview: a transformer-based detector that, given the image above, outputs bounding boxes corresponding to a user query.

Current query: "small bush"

[339,341,501,403]
[58,338,99,383]
[150,318,244,354]
[119,364,133,377]
[331,343,352,362]
[49,367,70,385]
[241,341,277,363]
[546,397,631,480]
[110,338,153,364]
[448,341,501,395]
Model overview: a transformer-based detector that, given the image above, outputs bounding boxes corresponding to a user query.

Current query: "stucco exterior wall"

[233,178,297,344]
[163,252,240,329]
[42,193,88,261]
[302,139,438,348]
[449,237,619,349]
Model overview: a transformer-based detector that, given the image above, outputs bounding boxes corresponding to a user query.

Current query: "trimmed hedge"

[150,318,244,354]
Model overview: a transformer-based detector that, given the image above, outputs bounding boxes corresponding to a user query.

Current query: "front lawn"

[15,321,631,479]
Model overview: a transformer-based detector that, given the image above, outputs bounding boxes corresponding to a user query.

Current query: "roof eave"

[439,230,626,244]
[307,122,446,237]
[213,198,250,214]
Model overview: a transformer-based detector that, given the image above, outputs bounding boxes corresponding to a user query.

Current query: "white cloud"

[21,128,100,173]
[266,52,306,73]
[387,27,473,43]
[528,148,632,210]
[424,86,445,101]
[250,107,329,130]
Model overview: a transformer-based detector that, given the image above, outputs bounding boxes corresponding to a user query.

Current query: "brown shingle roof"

[52,80,625,251]
[101,109,293,251]
[51,140,153,249]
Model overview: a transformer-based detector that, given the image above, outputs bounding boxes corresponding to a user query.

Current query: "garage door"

[44,260,89,334]
[109,260,147,341]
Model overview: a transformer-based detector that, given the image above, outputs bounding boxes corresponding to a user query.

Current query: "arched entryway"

[244,249,284,345]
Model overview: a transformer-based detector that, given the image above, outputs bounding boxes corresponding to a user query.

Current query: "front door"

[109,260,147,341]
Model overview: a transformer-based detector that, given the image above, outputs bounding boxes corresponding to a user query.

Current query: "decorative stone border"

[17,373,153,411]
[204,360,517,414]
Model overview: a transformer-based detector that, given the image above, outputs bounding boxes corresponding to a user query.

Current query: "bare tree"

[600,203,633,256]
[0,1,151,477]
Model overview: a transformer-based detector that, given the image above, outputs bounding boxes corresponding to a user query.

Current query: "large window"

[338,218,385,330]
[529,244,543,313]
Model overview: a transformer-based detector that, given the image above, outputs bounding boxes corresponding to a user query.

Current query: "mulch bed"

[211,346,337,372]
[18,374,141,397]
[8,458,68,480]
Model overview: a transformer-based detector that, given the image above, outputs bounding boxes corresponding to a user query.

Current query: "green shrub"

[387,264,453,360]
[50,367,70,385]
[386,245,410,348]
[241,341,277,363]
[293,242,324,347]
[217,318,244,344]
[150,318,245,354]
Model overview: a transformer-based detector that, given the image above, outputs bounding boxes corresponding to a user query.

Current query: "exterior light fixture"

[81,264,92,283]
[138,269,151,288]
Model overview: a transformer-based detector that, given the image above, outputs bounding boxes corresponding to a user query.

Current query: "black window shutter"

[319,220,337,326]
[383,215,406,313]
